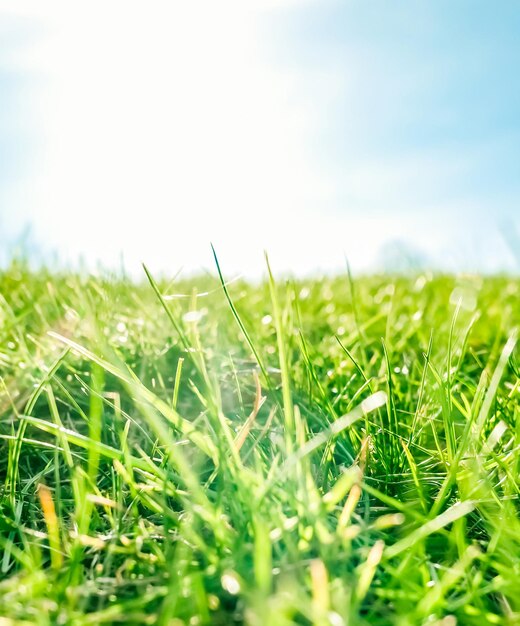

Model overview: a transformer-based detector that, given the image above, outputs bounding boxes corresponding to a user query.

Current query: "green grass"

[0,257,519,625]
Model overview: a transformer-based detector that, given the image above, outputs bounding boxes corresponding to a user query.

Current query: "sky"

[0,0,519,277]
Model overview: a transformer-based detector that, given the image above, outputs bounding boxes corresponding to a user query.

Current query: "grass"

[0,256,519,625]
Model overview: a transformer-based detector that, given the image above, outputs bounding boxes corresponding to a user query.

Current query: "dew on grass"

[65,308,79,321]
[328,612,345,626]
[450,286,477,311]
[374,284,395,303]
[323,286,334,301]
[221,572,241,595]
[414,275,427,291]
[283,516,298,531]
[183,310,203,323]
[207,595,220,610]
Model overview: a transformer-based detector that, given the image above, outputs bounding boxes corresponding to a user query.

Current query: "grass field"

[0,256,519,625]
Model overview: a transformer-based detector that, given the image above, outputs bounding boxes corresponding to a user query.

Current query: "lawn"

[0,256,519,625]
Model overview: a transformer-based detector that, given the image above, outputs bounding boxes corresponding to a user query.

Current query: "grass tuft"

[0,259,518,625]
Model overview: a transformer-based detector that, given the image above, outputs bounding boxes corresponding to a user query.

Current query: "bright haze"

[1,1,519,276]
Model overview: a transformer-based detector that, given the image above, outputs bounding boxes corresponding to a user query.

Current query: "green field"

[0,258,519,625]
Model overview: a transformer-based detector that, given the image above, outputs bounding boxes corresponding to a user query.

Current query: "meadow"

[0,255,518,625]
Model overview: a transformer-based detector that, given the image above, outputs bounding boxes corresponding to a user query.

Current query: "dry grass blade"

[234,372,266,452]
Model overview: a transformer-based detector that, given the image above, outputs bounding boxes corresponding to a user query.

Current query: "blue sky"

[0,1,519,275]
[279,1,520,215]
